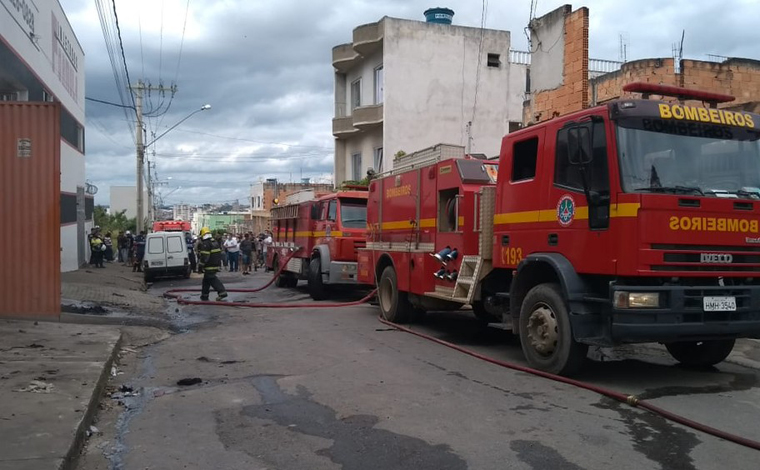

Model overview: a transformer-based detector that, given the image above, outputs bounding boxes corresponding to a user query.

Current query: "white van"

[143,231,192,282]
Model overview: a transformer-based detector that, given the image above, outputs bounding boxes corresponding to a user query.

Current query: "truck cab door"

[545,115,615,273]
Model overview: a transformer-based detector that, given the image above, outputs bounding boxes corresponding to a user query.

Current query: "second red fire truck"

[359,83,760,375]
[267,191,368,299]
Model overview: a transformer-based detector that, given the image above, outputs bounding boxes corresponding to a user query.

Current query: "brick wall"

[526,7,589,124]
[591,58,760,108]
[591,58,678,104]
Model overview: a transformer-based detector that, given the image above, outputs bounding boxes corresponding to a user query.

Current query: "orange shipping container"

[0,103,61,318]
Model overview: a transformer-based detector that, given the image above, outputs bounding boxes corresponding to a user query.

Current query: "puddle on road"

[592,397,700,470]
[216,375,467,470]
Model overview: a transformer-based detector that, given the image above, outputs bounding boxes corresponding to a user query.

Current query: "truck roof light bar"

[622,82,735,107]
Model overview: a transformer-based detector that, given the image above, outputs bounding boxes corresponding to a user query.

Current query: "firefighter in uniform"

[198,227,228,301]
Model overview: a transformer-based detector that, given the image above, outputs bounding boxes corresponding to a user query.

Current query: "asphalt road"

[77,270,760,470]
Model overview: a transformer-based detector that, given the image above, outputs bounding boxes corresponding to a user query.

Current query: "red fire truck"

[152,220,191,232]
[359,83,760,375]
[267,191,368,299]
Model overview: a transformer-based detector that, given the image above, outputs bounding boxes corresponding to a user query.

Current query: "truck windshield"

[616,119,760,197]
[339,198,367,229]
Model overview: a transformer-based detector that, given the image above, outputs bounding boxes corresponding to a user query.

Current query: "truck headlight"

[614,291,660,309]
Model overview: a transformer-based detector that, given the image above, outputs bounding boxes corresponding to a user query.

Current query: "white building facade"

[110,186,148,220]
[173,203,195,221]
[1,0,88,271]
[332,14,527,183]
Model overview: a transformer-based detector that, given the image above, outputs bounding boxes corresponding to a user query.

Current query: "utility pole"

[134,82,144,233]
[130,80,177,232]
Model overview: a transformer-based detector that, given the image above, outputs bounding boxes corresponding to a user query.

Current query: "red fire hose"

[164,249,377,308]
[163,250,760,452]
[378,317,760,452]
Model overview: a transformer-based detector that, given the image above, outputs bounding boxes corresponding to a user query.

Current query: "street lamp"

[144,104,211,147]
[136,104,211,232]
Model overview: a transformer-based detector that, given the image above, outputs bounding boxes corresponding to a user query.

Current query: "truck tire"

[308,258,327,300]
[287,274,299,288]
[518,283,588,376]
[144,270,154,283]
[273,256,288,288]
[665,339,735,367]
[378,266,413,323]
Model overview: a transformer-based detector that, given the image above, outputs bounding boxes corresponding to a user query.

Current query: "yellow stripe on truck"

[494,203,640,225]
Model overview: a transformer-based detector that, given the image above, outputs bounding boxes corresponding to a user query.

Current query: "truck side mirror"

[568,125,593,165]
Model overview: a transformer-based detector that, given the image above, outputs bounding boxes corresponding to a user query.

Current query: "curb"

[60,331,123,470]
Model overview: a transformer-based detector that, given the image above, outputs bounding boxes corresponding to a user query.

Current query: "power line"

[111,0,136,111]
[171,128,334,150]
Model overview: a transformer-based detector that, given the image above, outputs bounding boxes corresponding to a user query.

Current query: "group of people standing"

[196,231,272,275]
[87,227,146,271]
[195,228,274,301]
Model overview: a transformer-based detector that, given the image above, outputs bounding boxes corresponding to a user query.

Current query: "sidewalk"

[61,263,168,317]
[0,320,122,470]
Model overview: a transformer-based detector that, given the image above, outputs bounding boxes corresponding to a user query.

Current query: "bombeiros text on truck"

[358,83,760,375]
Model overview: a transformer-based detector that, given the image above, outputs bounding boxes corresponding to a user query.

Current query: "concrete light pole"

[134,102,211,231]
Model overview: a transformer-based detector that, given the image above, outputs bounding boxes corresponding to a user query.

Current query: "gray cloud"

[61,0,760,205]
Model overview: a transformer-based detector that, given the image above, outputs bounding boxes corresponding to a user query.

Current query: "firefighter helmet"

[199,227,211,238]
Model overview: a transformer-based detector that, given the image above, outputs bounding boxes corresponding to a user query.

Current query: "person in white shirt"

[224,234,240,272]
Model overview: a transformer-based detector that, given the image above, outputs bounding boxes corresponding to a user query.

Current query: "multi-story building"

[173,203,195,222]
[110,186,149,220]
[332,8,527,183]
[1,0,89,272]
[249,180,334,233]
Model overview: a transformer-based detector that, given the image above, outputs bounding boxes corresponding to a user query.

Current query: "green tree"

[93,206,136,234]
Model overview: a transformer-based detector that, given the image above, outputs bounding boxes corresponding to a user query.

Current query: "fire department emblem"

[557,195,575,226]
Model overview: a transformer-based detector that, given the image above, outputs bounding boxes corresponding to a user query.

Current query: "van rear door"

[146,235,167,269]
[166,234,186,269]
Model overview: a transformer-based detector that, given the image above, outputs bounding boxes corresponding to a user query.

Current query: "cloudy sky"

[60,0,760,206]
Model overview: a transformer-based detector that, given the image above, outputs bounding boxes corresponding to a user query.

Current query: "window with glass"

[616,118,760,196]
[167,236,184,253]
[554,120,609,194]
[148,237,164,254]
[351,152,362,181]
[351,79,361,110]
[374,65,384,104]
[327,200,337,221]
[511,137,538,181]
[374,147,383,172]
[339,198,367,229]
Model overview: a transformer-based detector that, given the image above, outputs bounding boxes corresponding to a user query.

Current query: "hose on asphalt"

[164,251,760,452]
[164,249,378,309]
[377,316,760,452]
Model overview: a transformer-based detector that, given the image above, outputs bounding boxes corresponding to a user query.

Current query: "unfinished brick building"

[523,4,760,124]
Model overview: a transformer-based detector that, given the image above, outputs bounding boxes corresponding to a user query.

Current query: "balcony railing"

[352,104,383,129]
[333,116,359,138]
[353,21,383,56]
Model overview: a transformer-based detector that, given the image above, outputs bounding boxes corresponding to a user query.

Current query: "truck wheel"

[144,270,154,283]
[665,339,735,367]
[287,274,299,288]
[273,256,287,288]
[308,258,327,300]
[518,283,587,376]
[378,266,412,323]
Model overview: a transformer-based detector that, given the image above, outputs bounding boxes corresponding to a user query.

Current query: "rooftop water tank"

[424,7,454,24]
